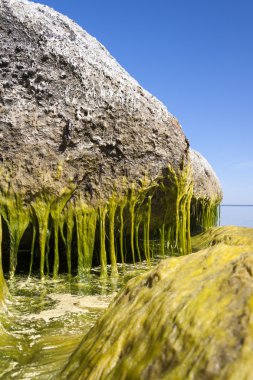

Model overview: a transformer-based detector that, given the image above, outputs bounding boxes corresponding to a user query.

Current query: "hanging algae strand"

[143,195,152,263]
[158,164,194,255]
[29,225,36,277]
[119,197,127,266]
[0,162,220,279]
[0,215,9,308]
[129,185,137,264]
[108,195,118,276]
[174,164,193,254]
[99,205,108,277]
[75,199,97,278]
[191,197,221,233]
[31,194,52,280]
[63,202,75,276]
[0,187,30,278]
[51,188,74,279]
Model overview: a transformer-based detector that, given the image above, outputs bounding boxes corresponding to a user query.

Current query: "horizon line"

[221,204,253,207]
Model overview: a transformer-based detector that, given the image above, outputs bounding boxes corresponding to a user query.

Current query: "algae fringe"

[0,164,220,286]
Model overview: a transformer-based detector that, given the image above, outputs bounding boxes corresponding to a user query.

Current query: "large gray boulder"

[0,0,188,201]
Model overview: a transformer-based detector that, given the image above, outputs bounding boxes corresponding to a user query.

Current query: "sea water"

[220,205,253,228]
[0,261,158,379]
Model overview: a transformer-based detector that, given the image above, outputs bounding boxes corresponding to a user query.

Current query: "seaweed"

[0,163,221,300]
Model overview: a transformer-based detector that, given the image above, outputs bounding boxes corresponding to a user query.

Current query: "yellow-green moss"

[0,187,30,278]
[0,215,9,308]
[60,241,253,380]
[192,225,253,251]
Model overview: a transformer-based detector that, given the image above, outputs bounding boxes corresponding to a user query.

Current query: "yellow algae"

[50,187,74,279]
[61,201,75,276]
[192,225,253,251]
[60,241,253,380]
[0,187,30,278]
[0,215,9,307]
[31,193,53,279]
[0,164,220,280]
[108,195,118,276]
[75,198,97,278]
[191,197,220,233]
[99,205,108,277]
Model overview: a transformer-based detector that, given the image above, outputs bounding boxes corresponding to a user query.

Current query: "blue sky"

[32,0,253,204]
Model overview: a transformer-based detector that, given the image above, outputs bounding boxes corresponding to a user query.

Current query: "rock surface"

[61,227,253,380]
[190,149,222,201]
[0,0,189,202]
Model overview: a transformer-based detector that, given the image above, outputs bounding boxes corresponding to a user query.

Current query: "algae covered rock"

[190,149,222,201]
[0,0,222,281]
[192,225,253,251]
[61,232,253,379]
[190,149,222,232]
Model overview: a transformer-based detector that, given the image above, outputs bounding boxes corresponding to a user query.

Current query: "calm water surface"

[220,205,253,228]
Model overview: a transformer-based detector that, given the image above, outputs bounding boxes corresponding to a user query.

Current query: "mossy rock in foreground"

[61,233,253,379]
[192,225,253,251]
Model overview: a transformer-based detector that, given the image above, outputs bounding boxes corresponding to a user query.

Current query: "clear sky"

[32,0,253,204]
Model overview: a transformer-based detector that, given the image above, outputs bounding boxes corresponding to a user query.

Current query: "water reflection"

[0,259,160,379]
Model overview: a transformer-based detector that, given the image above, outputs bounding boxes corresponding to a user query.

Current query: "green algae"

[108,195,118,277]
[29,224,36,277]
[0,215,9,307]
[191,197,220,233]
[99,204,108,278]
[50,187,74,279]
[0,163,221,289]
[62,202,75,276]
[157,164,193,256]
[0,186,30,278]
[31,193,52,280]
[119,197,127,266]
[60,241,253,380]
[75,199,98,278]
[129,184,137,264]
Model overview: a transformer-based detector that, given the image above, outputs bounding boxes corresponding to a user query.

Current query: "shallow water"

[0,261,158,379]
